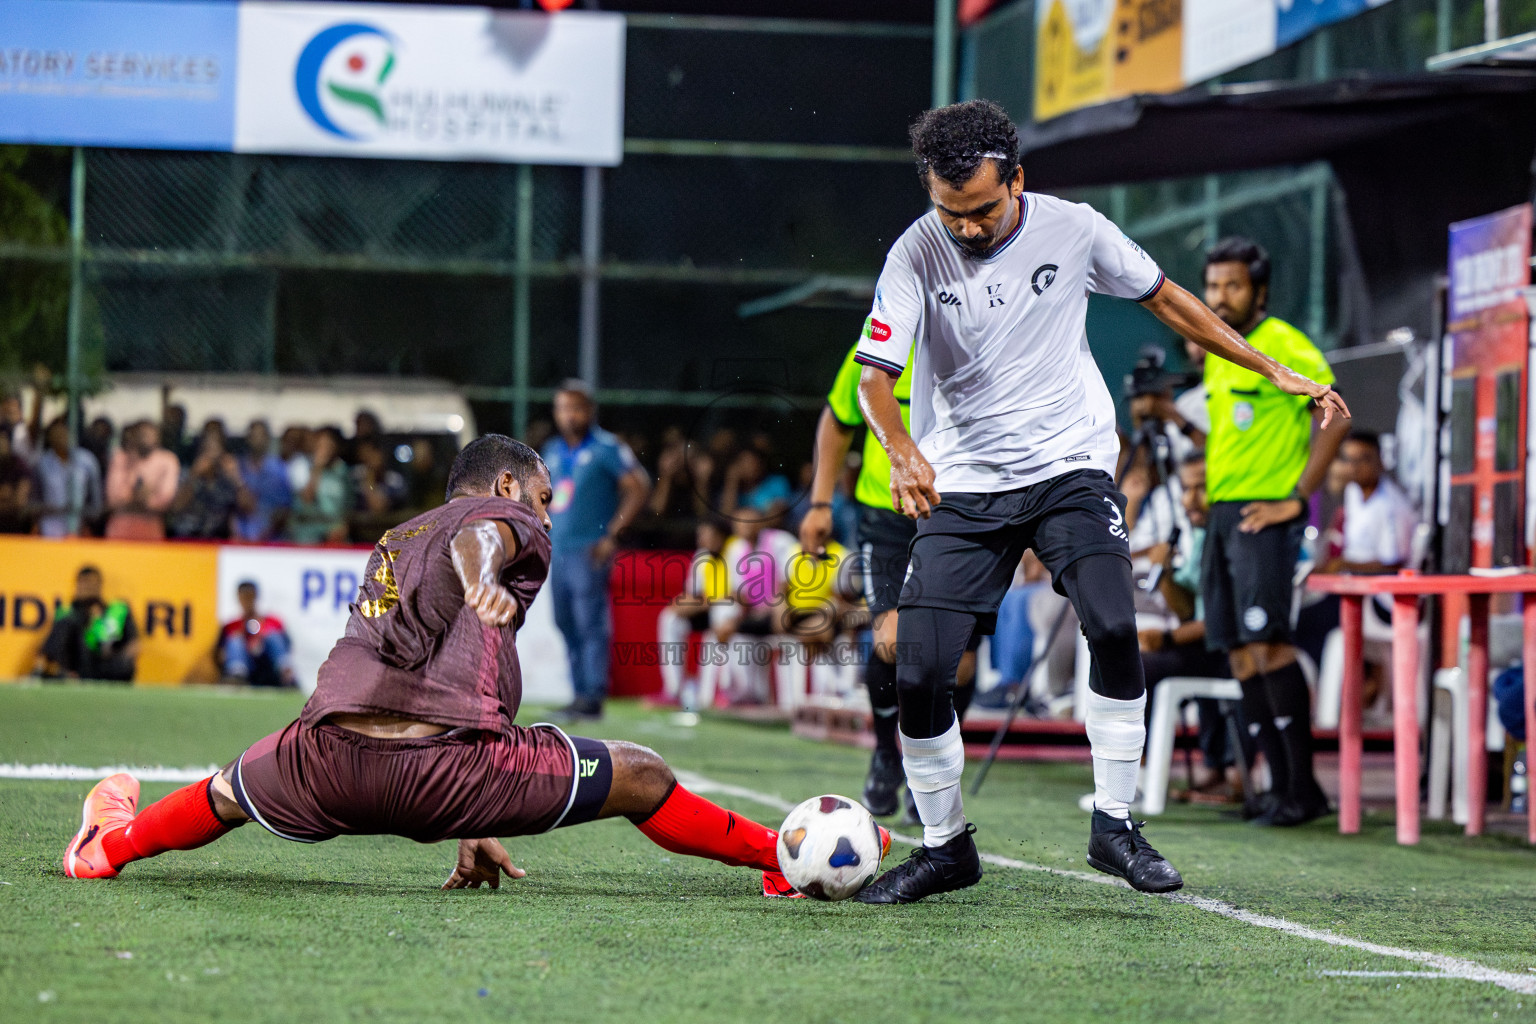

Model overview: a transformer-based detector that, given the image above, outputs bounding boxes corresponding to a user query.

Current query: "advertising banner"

[0,0,238,150]
[1036,0,1398,120]
[0,537,221,684]
[1445,203,1533,569]
[233,2,624,165]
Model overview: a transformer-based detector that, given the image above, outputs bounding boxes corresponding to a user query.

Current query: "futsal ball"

[776,794,886,901]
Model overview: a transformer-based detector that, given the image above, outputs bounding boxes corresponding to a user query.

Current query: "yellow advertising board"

[1035,0,1186,121]
[0,537,221,685]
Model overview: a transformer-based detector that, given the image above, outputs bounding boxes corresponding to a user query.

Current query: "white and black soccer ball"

[776,794,886,901]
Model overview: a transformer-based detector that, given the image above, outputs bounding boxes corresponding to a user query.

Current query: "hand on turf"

[1268,368,1351,430]
[464,581,518,628]
[888,442,940,520]
[1238,497,1305,533]
[442,838,525,890]
[798,504,832,556]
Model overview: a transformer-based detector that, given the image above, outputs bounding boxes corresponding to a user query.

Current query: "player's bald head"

[446,434,547,502]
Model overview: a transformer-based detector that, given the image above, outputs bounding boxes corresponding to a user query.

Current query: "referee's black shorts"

[1201,500,1306,653]
[856,502,917,617]
[898,470,1131,635]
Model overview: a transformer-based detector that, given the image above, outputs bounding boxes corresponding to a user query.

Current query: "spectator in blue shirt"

[542,380,651,720]
[235,420,292,542]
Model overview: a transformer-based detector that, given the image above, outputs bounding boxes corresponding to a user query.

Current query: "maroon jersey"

[302,496,552,731]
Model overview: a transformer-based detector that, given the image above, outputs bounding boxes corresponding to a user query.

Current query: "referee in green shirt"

[1200,237,1350,827]
[800,343,976,819]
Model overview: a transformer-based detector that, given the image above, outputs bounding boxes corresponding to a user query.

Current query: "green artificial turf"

[2,684,1534,1023]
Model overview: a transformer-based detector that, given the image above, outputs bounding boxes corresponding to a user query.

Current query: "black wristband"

[808,501,833,510]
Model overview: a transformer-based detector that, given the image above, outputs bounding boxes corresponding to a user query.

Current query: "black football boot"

[1085,811,1184,893]
[854,823,982,904]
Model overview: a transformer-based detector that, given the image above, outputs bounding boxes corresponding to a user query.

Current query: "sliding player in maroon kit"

[64,435,862,897]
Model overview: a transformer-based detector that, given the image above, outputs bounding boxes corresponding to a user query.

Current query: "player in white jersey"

[852,101,1349,903]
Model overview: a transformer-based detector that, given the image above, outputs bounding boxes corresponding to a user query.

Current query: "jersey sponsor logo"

[985,283,1006,308]
[1103,496,1128,541]
[874,287,887,314]
[1232,400,1255,431]
[1120,232,1149,260]
[937,290,962,307]
[578,757,601,779]
[1030,264,1059,295]
[1063,453,1089,463]
[863,317,893,343]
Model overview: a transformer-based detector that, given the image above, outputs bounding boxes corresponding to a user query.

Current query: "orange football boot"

[63,773,139,879]
[761,869,806,898]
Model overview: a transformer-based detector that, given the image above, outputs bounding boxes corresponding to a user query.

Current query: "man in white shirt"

[852,100,1348,903]
[1335,431,1417,573]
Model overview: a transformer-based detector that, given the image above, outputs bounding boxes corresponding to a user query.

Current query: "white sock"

[900,720,966,846]
[1085,690,1146,819]
[657,609,688,699]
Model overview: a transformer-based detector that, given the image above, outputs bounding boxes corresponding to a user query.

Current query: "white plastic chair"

[1426,666,1508,824]
[1141,677,1244,815]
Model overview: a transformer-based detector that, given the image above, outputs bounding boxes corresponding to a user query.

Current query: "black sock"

[865,655,900,753]
[1265,661,1322,805]
[1237,673,1288,798]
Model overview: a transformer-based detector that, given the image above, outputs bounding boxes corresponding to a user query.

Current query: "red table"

[1308,572,1536,845]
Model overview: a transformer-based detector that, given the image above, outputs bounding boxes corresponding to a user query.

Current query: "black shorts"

[857,503,917,616]
[1201,501,1305,652]
[898,470,1131,635]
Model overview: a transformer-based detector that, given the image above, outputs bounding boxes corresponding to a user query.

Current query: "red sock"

[635,784,781,873]
[102,778,234,869]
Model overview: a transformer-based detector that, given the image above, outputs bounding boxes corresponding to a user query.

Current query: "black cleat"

[1086,811,1183,893]
[862,747,903,817]
[855,823,982,904]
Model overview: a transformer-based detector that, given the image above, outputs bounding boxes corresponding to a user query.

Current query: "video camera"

[1123,345,1199,400]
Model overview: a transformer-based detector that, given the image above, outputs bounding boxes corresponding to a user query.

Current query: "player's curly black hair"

[446,433,546,502]
[909,99,1020,190]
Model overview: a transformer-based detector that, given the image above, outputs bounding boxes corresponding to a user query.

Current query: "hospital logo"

[295,22,398,140]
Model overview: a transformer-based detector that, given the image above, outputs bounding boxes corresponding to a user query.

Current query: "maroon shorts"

[229,720,612,844]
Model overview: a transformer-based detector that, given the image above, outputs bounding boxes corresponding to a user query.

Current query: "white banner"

[233,2,624,165]
[215,545,571,704]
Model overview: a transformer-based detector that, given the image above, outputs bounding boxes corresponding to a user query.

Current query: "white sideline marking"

[0,764,217,783]
[12,764,1534,995]
[672,770,1536,996]
[1319,971,1458,979]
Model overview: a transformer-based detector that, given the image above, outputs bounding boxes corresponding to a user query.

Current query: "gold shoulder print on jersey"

[359,547,402,618]
[380,518,435,544]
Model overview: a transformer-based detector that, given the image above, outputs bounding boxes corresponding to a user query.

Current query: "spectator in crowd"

[168,425,246,539]
[656,516,731,708]
[352,437,408,516]
[82,415,115,472]
[217,580,295,688]
[288,426,352,545]
[720,446,793,521]
[642,427,706,548]
[402,437,447,510]
[1173,337,1211,441]
[1,366,45,463]
[706,504,798,706]
[34,565,139,682]
[350,409,383,462]
[543,379,651,721]
[280,425,312,491]
[1199,236,1348,827]
[1322,431,1418,575]
[33,417,102,538]
[0,389,25,457]
[234,419,292,542]
[0,427,31,532]
[1123,349,1197,556]
[1141,452,1246,803]
[104,419,181,540]
[161,401,194,465]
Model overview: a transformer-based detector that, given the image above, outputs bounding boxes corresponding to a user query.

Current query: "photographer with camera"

[1121,347,1200,557]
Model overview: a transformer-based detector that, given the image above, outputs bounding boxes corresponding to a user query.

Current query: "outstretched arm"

[1141,281,1350,429]
[858,364,939,519]
[799,406,857,555]
[451,519,521,627]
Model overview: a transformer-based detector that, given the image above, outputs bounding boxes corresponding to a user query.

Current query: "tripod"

[970,415,1203,795]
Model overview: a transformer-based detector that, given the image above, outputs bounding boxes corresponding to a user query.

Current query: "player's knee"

[608,741,674,801]
[1080,603,1137,654]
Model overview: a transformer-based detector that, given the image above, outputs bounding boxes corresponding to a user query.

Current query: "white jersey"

[854,192,1164,493]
